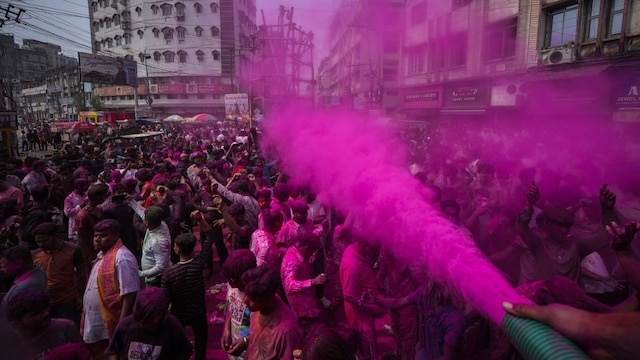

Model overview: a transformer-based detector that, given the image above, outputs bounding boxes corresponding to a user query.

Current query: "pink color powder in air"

[262,109,529,325]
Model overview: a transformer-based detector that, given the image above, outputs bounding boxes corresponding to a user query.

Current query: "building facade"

[88,0,256,118]
[317,0,640,132]
[398,0,640,132]
[317,0,404,114]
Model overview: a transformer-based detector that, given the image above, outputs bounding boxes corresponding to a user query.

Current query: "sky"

[0,0,339,62]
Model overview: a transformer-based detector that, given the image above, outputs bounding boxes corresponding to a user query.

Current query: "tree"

[89,95,104,111]
[72,91,88,112]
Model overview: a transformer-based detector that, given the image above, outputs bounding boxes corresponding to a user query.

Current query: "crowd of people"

[0,116,638,360]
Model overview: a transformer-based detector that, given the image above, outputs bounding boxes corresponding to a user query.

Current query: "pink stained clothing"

[340,243,378,332]
[281,246,321,319]
[247,296,304,360]
[63,191,84,241]
[277,219,324,249]
[0,185,23,211]
[250,229,282,267]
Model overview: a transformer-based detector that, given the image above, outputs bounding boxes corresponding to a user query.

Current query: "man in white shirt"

[129,201,172,287]
[82,219,139,359]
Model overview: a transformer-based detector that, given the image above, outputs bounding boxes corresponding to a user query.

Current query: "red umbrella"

[71,122,96,132]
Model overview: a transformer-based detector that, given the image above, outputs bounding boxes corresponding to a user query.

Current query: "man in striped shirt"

[161,210,216,360]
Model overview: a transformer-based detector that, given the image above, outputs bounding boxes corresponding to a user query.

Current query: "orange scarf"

[97,239,124,338]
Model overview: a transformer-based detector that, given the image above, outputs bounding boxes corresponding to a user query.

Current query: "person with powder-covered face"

[516,182,617,287]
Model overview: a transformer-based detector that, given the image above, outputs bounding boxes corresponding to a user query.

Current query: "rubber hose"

[502,313,590,360]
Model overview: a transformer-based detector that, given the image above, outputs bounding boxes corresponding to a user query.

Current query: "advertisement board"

[79,52,137,86]
[224,93,250,118]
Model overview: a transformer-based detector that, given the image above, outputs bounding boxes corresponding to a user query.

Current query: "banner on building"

[79,52,137,86]
[224,93,250,119]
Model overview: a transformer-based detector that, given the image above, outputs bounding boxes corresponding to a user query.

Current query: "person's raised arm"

[516,181,540,250]
[600,184,620,226]
[607,221,640,293]
[128,197,146,220]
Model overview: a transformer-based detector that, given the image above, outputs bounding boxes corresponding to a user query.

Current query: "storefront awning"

[518,64,611,83]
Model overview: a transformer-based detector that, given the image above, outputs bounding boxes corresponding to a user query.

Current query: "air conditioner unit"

[540,46,576,65]
[491,83,526,107]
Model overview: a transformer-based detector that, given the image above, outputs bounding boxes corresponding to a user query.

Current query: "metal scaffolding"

[250,5,315,111]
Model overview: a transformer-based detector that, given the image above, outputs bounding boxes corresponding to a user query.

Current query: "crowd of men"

[0,117,638,360]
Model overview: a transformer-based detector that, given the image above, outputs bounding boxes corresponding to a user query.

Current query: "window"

[484,18,517,61]
[196,50,204,61]
[609,0,624,36]
[151,4,158,15]
[407,46,426,75]
[99,19,104,28]
[177,26,186,39]
[176,3,185,16]
[546,4,578,47]
[115,35,122,46]
[153,28,160,38]
[211,3,219,13]
[93,21,99,32]
[107,38,113,48]
[161,4,172,16]
[91,2,98,12]
[136,7,142,16]
[164,51,175,63]
[114,14,120,25]
[411,2,427,26]
[585,0,601,40]
[212,50,220,60]
[195,26,203,37]
[163,27,173,40]
[178,51,187,63]
[449,33,467,67]
[137,29,144,39]
[94,41,101,51]
[153,51,161,61]
[105,18,112,28]
[429,41,444,71]
[211,26,220,37]
[124,33,132,44]
[195,2,202,13]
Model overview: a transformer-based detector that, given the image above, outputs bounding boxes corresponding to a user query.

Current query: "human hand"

[503,302,591,344]
[221,331,232,353]
[225,338,247,356]
[190,210,204,223]
[600,184,616,210]
[526,181,539,207]
[503,301,639,359]
[606,221,638,251]
[213,219,226,228]
[311,273,327,286]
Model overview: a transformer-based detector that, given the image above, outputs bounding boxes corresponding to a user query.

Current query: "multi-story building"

[1,34,80,121]
[88,0,256,118]
[317,0,404,114]
[398,0,640,132]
